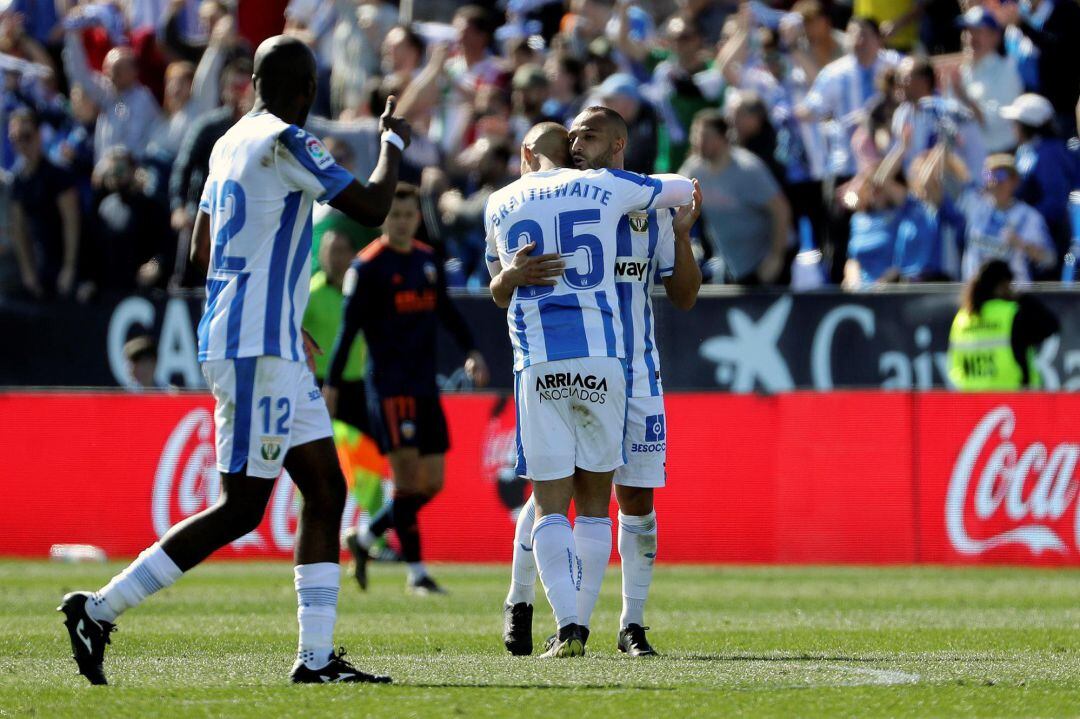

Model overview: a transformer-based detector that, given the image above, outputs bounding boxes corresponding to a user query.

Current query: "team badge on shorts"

[423,262,437,284]
[629,212,649,232]
[644,414,666,442]
[400,420,417,441]
[260,436,283,461]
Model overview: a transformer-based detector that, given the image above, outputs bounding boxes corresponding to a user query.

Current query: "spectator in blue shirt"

[1002,93,1075,272]
[843,179,906,287]
[892,145,968,280]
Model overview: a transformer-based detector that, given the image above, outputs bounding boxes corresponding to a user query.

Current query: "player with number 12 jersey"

[58,36,411,687]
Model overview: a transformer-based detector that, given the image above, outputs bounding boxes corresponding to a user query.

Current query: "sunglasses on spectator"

[983,168,1011,185]
[11,130,34,142]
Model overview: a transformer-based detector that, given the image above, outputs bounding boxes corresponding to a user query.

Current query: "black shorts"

[368,391,449,456]
[334,380,371,435]
[317,378,371,435]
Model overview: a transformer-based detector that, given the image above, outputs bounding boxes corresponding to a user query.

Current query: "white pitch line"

[823,664,920,686]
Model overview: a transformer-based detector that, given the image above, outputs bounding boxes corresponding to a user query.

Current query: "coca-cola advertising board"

[1,391,1077,565]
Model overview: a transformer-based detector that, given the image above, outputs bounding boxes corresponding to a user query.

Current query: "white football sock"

[531,513,579,629]
[407,562,428,583]
[87,543,182,623]
[618,510,657,629]
[295,562,340,669]
[359,529,378,550]
[573,516,612,629]
[506,495,537,606]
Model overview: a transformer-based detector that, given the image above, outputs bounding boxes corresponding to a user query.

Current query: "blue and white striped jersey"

[615,209,676,398]
[485,167,685,372]
[802,51,901,177]
[196,111,353,363]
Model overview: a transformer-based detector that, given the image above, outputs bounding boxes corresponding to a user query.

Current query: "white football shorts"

[513,356,627,481]
[202,356,332,479]
[614,394,667,488]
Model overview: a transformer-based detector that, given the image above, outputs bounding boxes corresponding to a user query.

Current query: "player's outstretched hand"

[509,241,564,287]
[465,350,489,388]
[380,95,412,149]
[674,178,703,236]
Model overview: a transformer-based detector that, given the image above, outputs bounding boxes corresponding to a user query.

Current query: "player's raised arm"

[603,168,696,214]
[328,96,412,227]
[647,173,695,209]
[661,179,703,310]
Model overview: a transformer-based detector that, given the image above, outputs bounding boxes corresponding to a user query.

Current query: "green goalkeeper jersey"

[303,271,367,382]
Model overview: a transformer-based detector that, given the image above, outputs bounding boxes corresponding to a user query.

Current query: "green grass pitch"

[3,560,1080,717]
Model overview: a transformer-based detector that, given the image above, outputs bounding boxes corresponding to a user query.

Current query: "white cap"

[1000,93,1055,126]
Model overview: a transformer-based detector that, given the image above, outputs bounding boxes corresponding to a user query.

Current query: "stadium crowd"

[1,0,1079,300]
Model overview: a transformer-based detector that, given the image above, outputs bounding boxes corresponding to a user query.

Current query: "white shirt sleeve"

[603,169,694,214]
[274,125,355,203]
[648,173,695,209]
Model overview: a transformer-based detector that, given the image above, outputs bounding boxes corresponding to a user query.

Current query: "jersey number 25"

[506,209,604,299]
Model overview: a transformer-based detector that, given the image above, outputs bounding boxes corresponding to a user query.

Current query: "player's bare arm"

[663,178,703,310]
[328,96,412,227]
[189,209,211,272]
[488,242,564,308]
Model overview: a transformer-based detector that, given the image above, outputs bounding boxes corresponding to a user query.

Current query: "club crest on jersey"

[629,212,649,232]
[304,135,335,170]
[259,437,282,462]
[423,262,437,284]
[534,373,608,404]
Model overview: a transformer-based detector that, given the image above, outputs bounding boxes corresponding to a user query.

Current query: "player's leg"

[613,395,665,656]
[284,364,391,684]
[336,381,395,584]
[566,356,628,638]
[346,394,415,587]
[397,395,451,594]
[503,491,537,655]
[385,447,435,592]
[401,452,446,593]
[507,493,538,605]
[515,364,585,657]
[615,485,658,656]
[571,468,615,639]
[58,357,276,685]
[531,475,585,657]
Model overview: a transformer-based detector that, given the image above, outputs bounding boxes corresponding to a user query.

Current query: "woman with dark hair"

[947,258,1058,390]
[1001,93,1075,271]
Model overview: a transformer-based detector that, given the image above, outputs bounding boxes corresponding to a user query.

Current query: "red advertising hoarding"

[1,391,1077,565]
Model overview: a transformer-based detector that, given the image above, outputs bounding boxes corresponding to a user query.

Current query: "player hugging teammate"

[486,110,702,657]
